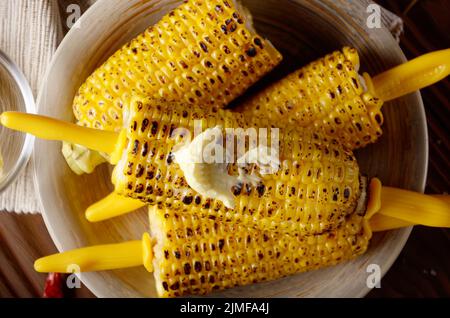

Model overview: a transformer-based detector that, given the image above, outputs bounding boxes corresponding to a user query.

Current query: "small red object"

[43,273,64,298]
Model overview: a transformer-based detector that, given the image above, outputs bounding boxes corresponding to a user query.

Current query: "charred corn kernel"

[149,205,371,297]
[73,0,282,131]
[235,47,384,149]
[112,96,361,235]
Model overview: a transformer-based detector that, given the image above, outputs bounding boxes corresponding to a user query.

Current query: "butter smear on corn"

[173,126,279,209]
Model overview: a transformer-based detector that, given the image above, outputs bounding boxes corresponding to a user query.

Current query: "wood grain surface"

[0,213,94,297]
[0,0,448,298]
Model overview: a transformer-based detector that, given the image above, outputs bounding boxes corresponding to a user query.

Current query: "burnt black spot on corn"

[132,140,140,155]
[149,206,372,297]
[113,97,362,235]
[166,152,174,165]
[256,183,265,197]
[141,118,149,132]
[136,164,145,178]
[246,46,257,57]
[235,47,384,150]
[182,196,193,205]
[72,0,282,133]
[232,184,242,195]
[199,41,208,53]
[151,121,158,135]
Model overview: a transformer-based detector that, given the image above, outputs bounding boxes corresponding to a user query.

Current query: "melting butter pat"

[173,126,280,209]
[173,126,238,209]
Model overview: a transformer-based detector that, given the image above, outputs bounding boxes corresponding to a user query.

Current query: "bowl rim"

[318,0,429,298]
[35,0,429,298]
[0,50,35,193]
[320,0,428,297]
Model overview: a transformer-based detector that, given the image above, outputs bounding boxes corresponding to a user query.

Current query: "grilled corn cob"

[235,47,383,150]
[111,97,361,234]
[148,205,371,297]
[1,98,361,235]
[73,0,282,131]
[31,179,450,297]
[35,206,372,297]
[66,0,282,174]
[235,47,450,150]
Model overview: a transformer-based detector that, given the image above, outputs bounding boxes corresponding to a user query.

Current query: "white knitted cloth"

[0,0,63,213]
[0,0,402,213]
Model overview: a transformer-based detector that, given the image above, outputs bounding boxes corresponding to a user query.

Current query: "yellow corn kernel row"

[149,205,372,297]
[235,47,384,149]
[73,0,282,131]
[112,97,361,235]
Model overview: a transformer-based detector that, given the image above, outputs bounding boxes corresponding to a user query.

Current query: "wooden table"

[0,0,448,298]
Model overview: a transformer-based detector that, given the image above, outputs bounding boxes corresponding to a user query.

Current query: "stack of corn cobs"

[2,0,449,297]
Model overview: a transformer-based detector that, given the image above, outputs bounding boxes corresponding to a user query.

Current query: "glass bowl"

[0,50,35,193]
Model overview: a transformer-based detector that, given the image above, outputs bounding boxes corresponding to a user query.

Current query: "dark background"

[367,0,450,297]
[0,0,448,297]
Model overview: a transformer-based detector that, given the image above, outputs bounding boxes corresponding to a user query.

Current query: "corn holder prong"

[0,112,119,155]
[366,178,450,231]
[86,192,147,222]
[366,48,450,102]
[34,233,153,273]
